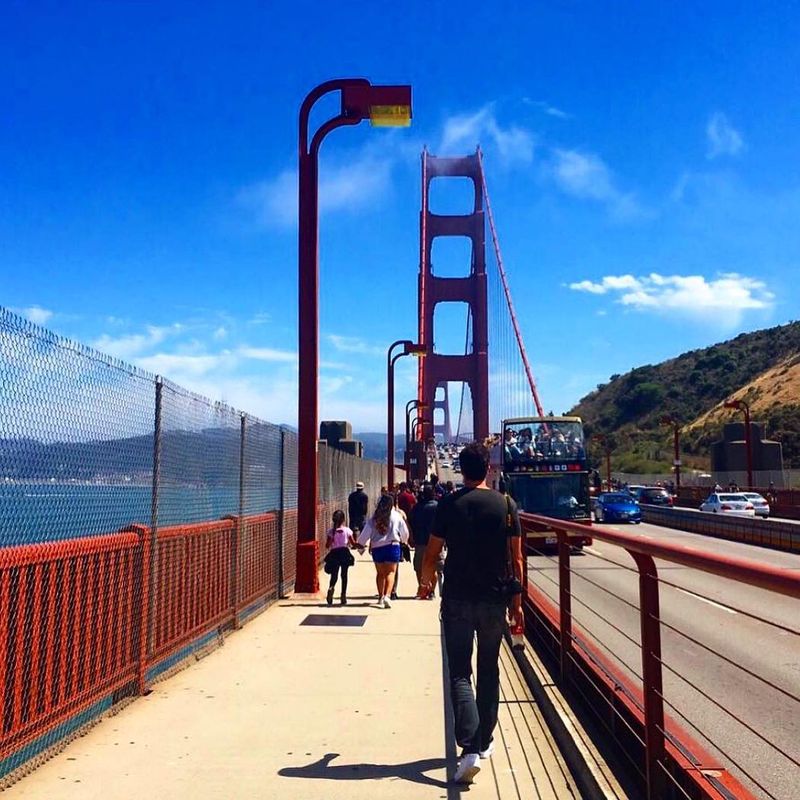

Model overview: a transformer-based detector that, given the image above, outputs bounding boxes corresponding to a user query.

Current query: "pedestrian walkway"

[4,553,583,799]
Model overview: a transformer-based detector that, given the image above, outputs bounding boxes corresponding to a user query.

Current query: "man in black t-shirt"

[419,442,523,785]
[347,482,368,533]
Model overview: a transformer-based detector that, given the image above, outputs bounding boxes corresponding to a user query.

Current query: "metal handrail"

[520,511,800,800]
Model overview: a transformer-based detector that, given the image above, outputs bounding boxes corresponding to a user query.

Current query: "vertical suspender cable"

[478,150,545,417]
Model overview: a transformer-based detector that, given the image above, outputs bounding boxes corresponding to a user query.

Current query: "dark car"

[634,486,673,506]
[593,492,642,523]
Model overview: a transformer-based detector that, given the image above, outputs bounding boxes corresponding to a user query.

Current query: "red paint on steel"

[557,532,572,681]
[418,150,490,443]
[239,513,280,606]
[417,150,429,439]
[135,526,150,694]
[152,519,236,660]
[0,575,8,726]
[297,79,375,594]
[478,149,544,418]
[524,583,752,797]
[0,532,142,760]
[30,563,43,719]
[523,512,800,599]
[524,514,773,800]
[631,552,666,800]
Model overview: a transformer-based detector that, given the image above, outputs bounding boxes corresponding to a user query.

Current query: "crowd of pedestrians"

[322,442,524,786]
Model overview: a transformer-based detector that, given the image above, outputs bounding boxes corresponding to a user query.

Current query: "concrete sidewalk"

[5,553,582,799]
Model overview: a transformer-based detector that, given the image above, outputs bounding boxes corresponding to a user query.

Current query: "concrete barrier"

[641,505,800,552]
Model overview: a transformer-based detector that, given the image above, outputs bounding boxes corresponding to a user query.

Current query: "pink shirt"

[327,526,353,550]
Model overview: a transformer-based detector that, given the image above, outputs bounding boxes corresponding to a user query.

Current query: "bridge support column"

[417,150,489,445]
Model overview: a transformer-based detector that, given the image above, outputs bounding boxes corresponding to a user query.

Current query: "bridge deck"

[5,553,582,799]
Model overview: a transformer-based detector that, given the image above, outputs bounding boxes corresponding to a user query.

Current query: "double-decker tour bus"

[489,416,592,552]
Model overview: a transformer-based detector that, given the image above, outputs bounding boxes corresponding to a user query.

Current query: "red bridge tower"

[417,149,489,446]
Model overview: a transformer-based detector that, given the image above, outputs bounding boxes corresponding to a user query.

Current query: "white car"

[741,492,770,518]
[699,493,756,517]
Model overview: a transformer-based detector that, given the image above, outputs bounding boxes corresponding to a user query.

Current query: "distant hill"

[354,433,407,464]
[568,321,800,472]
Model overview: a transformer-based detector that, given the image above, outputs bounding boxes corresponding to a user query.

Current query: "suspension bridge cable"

[478,149,545,417]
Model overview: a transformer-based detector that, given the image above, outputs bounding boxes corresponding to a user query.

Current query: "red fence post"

[557,529,573,681]
[631,551,666,800]
[134,525,151,695]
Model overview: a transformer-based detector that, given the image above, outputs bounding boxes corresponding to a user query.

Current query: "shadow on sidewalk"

[279,752,450,789]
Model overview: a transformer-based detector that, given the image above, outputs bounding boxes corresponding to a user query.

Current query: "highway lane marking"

[584,546,603,557]
[676,587,737,615]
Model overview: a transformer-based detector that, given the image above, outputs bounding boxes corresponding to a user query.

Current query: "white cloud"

[213,326,227,340]
[569,272,774,325]
[236,346,297,363]
[524,99,571,119]
[135,352,225,376]
[11,305,53,325]
[550,149,646,220]
[706,112,744,159]
[440,105,534,165]
[92,324,180,359]
[239,148,395,229]
[327,334,384,356]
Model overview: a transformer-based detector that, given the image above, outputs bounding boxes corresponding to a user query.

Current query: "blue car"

[593,492,642,524]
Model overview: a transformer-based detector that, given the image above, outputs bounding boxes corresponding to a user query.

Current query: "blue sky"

[3,2,800,432]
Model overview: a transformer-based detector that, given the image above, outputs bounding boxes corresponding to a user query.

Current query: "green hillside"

[568,321,800,472]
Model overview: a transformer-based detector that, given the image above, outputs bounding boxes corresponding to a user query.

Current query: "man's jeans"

[442,596,506,755]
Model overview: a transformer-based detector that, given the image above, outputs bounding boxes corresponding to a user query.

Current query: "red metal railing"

[151,519,236,659]
[0,511,298,775]
[238,512,280,609]
[521,512,800,800]
[0,531,146,761]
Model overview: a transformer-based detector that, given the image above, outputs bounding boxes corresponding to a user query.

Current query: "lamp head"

[341,83,412,127]
[404,342,428,357]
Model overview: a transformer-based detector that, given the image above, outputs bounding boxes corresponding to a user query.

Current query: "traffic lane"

[675,505,800,526]
[590,520,800,631]
[527,553,799,800]
[579,521,800,729]
[527,543,800,800]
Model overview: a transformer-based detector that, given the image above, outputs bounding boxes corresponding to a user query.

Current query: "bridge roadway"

[4,553,597,800]
[527,520,800,800]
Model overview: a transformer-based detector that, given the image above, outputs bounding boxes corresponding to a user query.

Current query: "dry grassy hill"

[569,322,800,472]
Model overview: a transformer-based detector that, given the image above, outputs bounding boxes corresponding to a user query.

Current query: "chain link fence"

[0,306,389,782]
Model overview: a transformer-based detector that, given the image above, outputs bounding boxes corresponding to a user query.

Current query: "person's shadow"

[279,752,452,789]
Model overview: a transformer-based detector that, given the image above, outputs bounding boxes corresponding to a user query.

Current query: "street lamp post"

[724,399,753,489]
[411,415,424,444]
[296,79,412,593]
[660,416,682,492]
[593,434,612,490]
[387,340,427,489]
[404,400,427,473]
[405,400,427,448]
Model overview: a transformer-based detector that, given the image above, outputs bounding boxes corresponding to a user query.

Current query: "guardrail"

[677,487,800,520]
[0,509,307,783]
[0,532,146,775]
[520,511,800,800]
[641,505,800,552]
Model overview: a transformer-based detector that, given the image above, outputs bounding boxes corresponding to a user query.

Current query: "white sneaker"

[454,753,481,784]
[376,597,385,609]
[383,595,392,609]
[479,741,495,759]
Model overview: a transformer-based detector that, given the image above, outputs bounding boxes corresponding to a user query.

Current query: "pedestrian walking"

[391,492,412,600]
[419,442,524,785]
[409,483,440,597]
[324,510,356,606]
[348,481,369,534]
[357,493,409,609]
